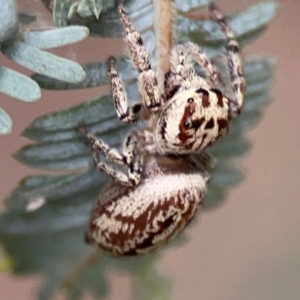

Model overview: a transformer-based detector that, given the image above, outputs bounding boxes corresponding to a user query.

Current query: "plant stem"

[153,0,174,88]
[60,249,102,293]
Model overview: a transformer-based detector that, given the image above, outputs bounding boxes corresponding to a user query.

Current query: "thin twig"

[60,249,102,293]
[153,0,175,88]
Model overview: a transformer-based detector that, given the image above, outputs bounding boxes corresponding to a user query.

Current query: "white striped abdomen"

[85,154,207,256]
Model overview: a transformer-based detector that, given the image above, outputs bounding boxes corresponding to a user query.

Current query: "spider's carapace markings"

[82,2,245,256]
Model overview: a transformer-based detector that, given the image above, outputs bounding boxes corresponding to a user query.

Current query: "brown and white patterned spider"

[81,2,246,256]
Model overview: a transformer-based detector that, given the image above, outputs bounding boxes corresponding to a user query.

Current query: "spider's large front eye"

[187,98,194,103]
[184,121,191,128]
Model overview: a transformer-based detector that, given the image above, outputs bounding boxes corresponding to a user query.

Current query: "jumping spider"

[81,2,245,256]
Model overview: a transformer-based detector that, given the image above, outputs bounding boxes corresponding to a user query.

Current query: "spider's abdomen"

[85,155,207,256]
[155,88,230,155]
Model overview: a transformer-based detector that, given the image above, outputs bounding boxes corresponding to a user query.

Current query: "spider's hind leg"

[118,3,161,111]
[209,2,246,117]
[84,130,143,187]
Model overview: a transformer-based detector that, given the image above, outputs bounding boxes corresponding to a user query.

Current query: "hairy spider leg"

[209,2,246,117]
[164,42,219,99]
[170,42,218,87]
[107,56,142,123]
[85,130,143,186]
[118,4,161,111]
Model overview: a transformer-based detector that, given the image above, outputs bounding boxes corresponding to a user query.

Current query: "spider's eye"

[187,98,194,103]
[184,121,191,128]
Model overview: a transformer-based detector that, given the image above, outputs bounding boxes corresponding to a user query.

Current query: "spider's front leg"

[118,4,161,111]
[108,56,142,123]
[170,42,218,88]
[164,42,219,99]
[84,130,143,187]
[209,2,246,117]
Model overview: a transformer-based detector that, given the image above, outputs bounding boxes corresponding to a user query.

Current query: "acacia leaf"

[31,30,156,90]
[5,169,106,212]
[31,1,277,91]
[22,94,130,138]
[0,0,19,43]
[31,56,137,90]
[76,0,94,19]
[80,0,153,37]
[22,26,89,49]
[15,94,135,169]
[0,65,41,102]
[0,3,89,107]
[175,0,210,13]
[87,0,103,19]
[0,107,12,135]
[1,41,86,83]
[53,0,71,27]
[177,1,279,47]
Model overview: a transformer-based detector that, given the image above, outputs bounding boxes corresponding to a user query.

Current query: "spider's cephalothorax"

[155,87,230,155]
[82,2,245,255]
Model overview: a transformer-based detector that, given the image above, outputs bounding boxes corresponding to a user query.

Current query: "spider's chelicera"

[81,2,246,256]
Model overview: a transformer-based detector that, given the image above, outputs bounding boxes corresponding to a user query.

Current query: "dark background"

[1,0,300,299]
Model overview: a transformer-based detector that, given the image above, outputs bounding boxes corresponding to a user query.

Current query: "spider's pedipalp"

[95,162,135,186]
[118,4,161,111]
[128,152,143,185]
[83,130,143,186]
[85,130,123,164]
[122,132,138,164]
[209,2,246,117]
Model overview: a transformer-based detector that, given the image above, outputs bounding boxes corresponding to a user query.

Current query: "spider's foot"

[75,124,97,150]
[114,0,121,9]
[107,56,116,70]
[84,227,96,245]
[208,2,220,13]
[208,2,219,10]
[75,122,90,135]
[208,2,223,20]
